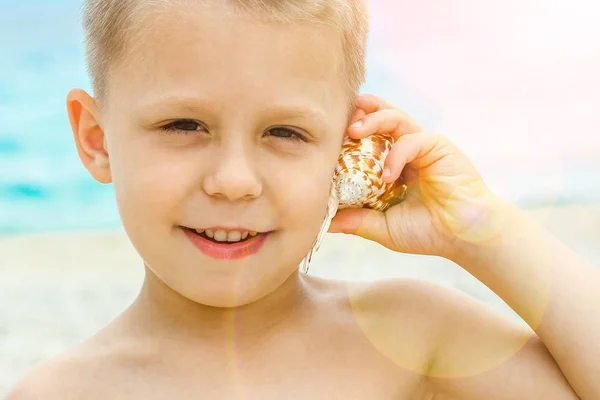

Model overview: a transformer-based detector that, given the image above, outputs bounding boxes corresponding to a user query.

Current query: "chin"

[143,240,304,308]
[165,265,297,309]
[177,280,278,308]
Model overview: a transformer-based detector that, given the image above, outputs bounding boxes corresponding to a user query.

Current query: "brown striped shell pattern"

[300,133,409,274]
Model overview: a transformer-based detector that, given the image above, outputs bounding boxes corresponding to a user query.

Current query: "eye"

[160,119,207,134]
[266,127,308,142]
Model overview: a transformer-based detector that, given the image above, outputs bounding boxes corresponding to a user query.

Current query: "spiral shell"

[300,133,408,274]
[334,133,408,212]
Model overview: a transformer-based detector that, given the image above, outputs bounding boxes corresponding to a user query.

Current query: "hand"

[329,94,504,259]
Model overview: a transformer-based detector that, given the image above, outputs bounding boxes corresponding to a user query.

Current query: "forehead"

[108,3,347,115]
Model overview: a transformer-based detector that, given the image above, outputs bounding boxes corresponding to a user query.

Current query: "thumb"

[328,207,393,247]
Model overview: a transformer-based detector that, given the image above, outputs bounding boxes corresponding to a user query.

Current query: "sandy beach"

[1,203,599,395]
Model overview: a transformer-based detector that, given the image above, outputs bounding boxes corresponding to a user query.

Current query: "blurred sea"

[1,0,600,234]
[0,1,121,234]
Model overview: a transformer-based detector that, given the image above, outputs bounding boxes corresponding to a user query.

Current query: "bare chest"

[85,344,428,400]
[97,367,426,400]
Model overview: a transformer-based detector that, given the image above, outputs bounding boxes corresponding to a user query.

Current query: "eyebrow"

[137,95,217,114]
[137,95,328,125]
[263,106,328,126]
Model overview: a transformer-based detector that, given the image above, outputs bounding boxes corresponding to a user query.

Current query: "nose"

[202,142,263,201]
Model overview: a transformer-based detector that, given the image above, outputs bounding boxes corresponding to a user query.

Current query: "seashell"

[334,133,408,211]
[300,133,408,274]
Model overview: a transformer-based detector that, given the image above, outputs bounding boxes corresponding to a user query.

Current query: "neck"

[125,265,314,347]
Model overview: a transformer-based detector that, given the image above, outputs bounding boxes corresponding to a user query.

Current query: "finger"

[348,109,423,140]
[382,132,448,183]
[399,164,420,185]
[328,207,394,248]
[355,94,424,131]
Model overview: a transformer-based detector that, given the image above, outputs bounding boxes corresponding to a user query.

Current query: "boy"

[8,0,600,398]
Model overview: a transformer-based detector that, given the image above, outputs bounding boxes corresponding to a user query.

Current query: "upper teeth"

[196,229,258,242]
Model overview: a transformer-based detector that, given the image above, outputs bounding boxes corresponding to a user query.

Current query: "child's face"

[98,4,349,307]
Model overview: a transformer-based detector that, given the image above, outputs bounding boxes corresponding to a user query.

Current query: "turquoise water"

[1,1,599,234]
[0,1,121,233]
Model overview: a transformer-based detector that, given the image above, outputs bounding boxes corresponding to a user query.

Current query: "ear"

[66,89,112,184]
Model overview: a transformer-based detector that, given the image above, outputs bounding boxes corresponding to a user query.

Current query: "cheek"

[272,152,337,237]
[109,134,196,226]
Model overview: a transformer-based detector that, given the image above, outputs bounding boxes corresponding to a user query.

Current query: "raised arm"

[429,201,598,399]
[330,93,599,399]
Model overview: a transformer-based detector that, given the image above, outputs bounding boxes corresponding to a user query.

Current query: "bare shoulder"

[6,333,150,400]
[340,277,533,366]
[6,349,107,400]
[308,275,448,326]
[329,277,458,377]
[346,275,531,335]
[347,278,577,399]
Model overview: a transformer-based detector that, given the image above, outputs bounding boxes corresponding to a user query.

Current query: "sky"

[366,0,600,202]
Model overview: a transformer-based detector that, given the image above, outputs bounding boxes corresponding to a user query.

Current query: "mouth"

[184,227,266,244]
[180,226,272,260]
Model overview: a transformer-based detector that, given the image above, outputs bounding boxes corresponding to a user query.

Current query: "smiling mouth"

[181,227,266,245]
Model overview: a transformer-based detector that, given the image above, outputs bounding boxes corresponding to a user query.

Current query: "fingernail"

[382,168,391,180]
[350,120,363,129]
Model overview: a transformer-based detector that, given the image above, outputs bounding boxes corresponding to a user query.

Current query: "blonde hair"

[82,0,369,107]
